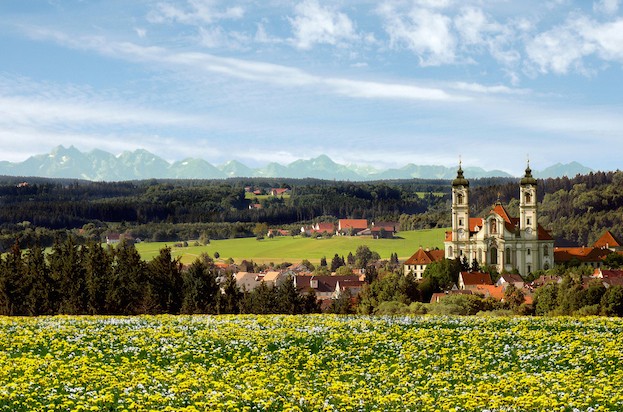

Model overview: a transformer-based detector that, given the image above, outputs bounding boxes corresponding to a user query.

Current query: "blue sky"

[1,0,622,175]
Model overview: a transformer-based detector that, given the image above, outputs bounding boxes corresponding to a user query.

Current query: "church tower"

[519,161,538,239]
[451,162,470,246]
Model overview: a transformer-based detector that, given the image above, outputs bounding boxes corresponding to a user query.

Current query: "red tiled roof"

[594,231,623,248]
[469,217,484,232]
[404,248,445,265]
[491,204,513,224]
[460,271,493,286]
[475,284,505,300]
[538,225,554,240]
[338,219,368,230]
[554,247,611,263]
[594,269,623,278]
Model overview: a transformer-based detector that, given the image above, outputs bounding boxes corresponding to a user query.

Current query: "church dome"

[452,165,469,187]
[520,163,537,185]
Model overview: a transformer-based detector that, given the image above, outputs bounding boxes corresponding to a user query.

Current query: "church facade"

[444,163,554,275]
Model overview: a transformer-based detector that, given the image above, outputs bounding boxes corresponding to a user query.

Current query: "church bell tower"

[451,162,470,244]
[519,161,538,239]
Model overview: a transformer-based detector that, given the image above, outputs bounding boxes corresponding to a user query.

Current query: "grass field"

[135,228,447,265]
[2,315,622,411]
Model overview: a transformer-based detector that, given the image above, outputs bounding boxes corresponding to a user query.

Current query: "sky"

[1,0,622,175]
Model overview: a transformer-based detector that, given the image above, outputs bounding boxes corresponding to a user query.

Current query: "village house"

[403,247,445,280]
[495,273,525,290]
[269,188,290,196]
[371,221,399,238]
[234,272,264,291]
[593,230,623,251]
[445,162,554,275]
[294,274,363,300]
[301,222,335,236]
[337,219,368,236]
[458,271,493,290]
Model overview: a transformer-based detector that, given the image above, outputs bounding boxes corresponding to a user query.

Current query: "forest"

[0,170,622,250]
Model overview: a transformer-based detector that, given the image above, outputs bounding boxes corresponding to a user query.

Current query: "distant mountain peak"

[0,147,596,182]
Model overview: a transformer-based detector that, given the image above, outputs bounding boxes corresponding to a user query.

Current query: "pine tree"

[181,258,219,314]
[148,247,183,314]
[107,241,145,314]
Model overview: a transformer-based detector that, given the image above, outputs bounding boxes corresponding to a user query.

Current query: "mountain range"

[0,146,595,182]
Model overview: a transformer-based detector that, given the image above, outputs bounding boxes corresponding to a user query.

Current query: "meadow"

[1,315,622,411]
[134,228,447,264]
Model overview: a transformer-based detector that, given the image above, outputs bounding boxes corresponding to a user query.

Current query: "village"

[204,165,623,314]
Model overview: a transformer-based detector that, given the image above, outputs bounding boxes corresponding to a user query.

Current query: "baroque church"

[444,163,554,275]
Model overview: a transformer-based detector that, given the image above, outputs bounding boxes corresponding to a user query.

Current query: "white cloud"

[593,0,620,14]
[526,16,623,74]
[288,0,357,49]
[380,5,456,65]
[134,28,147,38]
[148,0,244,25]
[23,27,469,102]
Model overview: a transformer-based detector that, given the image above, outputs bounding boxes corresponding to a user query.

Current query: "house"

[262,271,288,287]
[474,284,506,301]
[301,222,335,236]
[495,273,525,290]
[235,272,264,291]
[403,247,445,280]
[267,229,290,237]
[106,233,121,245]
[371,222,399,239]
[294,275,362,299]
[249,203,263,210]
[458,271,493,290]
[592,268,623,279]
[445,162,555,275]
[593,230,623,251]
[335,278,366,298]
[554,246,611,268]
[337,219,368,235]
[270,188,290,196]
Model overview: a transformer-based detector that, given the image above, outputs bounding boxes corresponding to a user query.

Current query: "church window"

[527,217,532,226]
[544,245,549,256]
[525,192,532,203]
[505,248,511,265]
[490,247,498,265]
[448,246,453,258]
[459,218,464,227]
[527,265,532,273]
[478,248,483,262]
[457,193,464,204]
[527,248,531,256]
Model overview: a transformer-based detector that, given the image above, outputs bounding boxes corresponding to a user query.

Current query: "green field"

[135,228,447,264]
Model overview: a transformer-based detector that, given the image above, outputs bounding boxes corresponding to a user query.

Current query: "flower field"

[1,315,623,411]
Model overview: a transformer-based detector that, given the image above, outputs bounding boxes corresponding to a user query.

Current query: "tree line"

[0,238,319,316]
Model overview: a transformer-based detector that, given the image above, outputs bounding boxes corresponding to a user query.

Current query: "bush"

[575,304,600,316]
[476,309,515,317]
[374,301,410,315]
[428,303,464,315]
[408,302,428,314]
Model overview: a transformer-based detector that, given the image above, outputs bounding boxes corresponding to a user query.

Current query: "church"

[444,163,554,275]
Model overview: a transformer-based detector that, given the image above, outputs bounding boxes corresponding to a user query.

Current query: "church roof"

[520,162,537,186]
[537,225,554,241]
[452,165,469,187]
[593,231,623,249]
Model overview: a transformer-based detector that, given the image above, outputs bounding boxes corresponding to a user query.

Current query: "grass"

[135,228,448,265]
